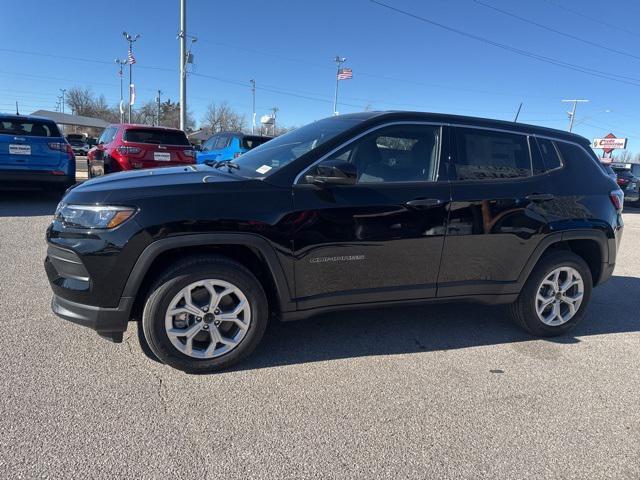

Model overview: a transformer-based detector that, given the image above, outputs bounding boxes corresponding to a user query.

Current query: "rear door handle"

[525,193,555,201]
[405,198,442,209]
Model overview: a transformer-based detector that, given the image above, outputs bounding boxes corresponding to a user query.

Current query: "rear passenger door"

[437,126,554,297]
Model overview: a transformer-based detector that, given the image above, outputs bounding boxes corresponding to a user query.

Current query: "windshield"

[225,116,363,178]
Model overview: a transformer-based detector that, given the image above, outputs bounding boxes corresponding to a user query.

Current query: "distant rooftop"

[30,110,109,129]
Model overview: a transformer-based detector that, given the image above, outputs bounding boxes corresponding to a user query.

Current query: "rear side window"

[454,128,531,180]
[123,128,189,145]
[214,135,230,149]
[0,119,60,137]
[536,138,562,171]
[555,141,597,171]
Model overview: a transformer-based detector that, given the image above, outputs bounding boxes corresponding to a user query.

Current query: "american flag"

[127,49,136,65]
[337,68,353,80]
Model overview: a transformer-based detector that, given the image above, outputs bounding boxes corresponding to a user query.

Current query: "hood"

[64,164,250,204]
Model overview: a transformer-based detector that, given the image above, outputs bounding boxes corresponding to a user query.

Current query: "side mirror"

[304,160,357,186]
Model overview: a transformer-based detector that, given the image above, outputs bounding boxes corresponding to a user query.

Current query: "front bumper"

[51,294,134,343]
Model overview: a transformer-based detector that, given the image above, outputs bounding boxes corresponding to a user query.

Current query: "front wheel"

[142,256,269,373]
[509,251,592,336]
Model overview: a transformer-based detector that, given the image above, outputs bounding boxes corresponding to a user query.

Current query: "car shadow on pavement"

[0,190,62,217]
[228,274,640,372]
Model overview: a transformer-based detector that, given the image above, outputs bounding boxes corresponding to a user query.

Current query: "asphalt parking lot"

[0,190,638,479]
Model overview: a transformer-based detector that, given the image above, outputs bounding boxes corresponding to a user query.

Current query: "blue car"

[0,114,75,190]
[196,132,272,164]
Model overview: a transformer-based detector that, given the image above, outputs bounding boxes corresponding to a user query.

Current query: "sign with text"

[592,133,627,154]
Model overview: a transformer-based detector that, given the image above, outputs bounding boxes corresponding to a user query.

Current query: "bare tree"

[614,150,633,163]
[201,102,246,133]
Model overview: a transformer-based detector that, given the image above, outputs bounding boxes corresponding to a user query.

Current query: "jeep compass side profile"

[45,112,624,372]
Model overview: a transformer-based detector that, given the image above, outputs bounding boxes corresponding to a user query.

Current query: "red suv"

[87,124,195,176]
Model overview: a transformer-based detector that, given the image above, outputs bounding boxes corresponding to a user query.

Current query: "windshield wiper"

[204,159,240,171]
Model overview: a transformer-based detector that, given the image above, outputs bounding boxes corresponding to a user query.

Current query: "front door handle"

[525,193,555,201]
[405,198,442,209]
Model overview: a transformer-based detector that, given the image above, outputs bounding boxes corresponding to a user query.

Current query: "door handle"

[405,198,442,209]
[525,193,555,201]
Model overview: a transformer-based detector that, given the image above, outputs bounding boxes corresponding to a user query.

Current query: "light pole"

[115,58,127,123]
[562,99,589,132]
[156,89,162,126]
[122,31,141,123]
[250,79,256,134]
[59,89,66,114]
[333,56,346,116]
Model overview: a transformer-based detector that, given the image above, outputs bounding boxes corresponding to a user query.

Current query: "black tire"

[509,250,592,336]
[142,255,269,373]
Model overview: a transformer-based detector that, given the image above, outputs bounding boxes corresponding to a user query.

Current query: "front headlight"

[54,203,136,229]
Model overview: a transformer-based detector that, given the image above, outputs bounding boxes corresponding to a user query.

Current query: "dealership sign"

[592,133,627,154]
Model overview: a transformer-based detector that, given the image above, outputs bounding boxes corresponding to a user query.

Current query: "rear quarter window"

[0,119,60,137]
[124,128,189,145]
[555,141,605,176]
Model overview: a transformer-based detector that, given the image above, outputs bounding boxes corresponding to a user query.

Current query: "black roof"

[339,111,591,145]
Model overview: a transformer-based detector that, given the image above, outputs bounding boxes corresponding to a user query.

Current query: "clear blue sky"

[1,0,639,151]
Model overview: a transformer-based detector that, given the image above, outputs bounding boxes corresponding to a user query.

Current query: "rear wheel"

[142,255,268,373]
[509,251,592,336]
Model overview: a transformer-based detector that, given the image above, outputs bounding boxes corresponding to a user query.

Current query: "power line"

[541,0,640,39]
[369,0,640,87]
[473,0,640,61]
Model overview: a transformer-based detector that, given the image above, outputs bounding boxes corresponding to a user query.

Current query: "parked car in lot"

[46,111,624,372]
[0,114,75,190]
[68,138,90,156]
[611,162,639,204]
[86,124,195,176]
[196,132,272,164]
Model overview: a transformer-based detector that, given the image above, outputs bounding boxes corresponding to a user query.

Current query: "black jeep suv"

[45,112,624,372]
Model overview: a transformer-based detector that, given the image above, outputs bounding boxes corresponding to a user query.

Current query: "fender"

[121,233,296,313]
[517,228,610,288]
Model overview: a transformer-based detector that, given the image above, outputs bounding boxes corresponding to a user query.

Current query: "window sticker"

[256,165,272,174]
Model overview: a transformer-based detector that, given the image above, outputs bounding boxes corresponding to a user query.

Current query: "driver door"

[291,123,451,310]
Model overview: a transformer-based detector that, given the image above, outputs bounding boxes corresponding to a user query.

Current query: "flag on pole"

[127,49,136,65]
[337,68,353,80]
[119,100,125,114]
[129,84,136,106]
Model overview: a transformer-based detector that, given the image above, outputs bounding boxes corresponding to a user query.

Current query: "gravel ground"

[0,190,638,479]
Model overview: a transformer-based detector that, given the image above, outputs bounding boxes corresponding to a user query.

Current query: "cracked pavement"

[0,190,639,479]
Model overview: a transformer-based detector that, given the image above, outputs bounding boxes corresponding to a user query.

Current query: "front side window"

[305,124,442,184]
[214,135,230,149]
[453,128,531,180]
[201,136,218,151]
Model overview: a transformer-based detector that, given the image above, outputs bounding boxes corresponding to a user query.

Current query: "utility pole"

[250,79,256,134]
[59,89,66,114]
[562,99,589,132]
[115,58,127,123]
[179,0,187,131]
[271,106,278,136]
[123,31,141,123]
[333,56,346,116]
[156,90,162,126]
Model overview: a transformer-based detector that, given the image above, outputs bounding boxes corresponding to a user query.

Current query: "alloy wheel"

[535,266,584,327]
[164,279,251,359]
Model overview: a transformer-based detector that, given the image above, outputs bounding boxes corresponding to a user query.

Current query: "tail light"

[116,146,142,155]
[49,142,74,159]
[616,177,629,186]
[609,189,624,212]
[233,152,242,159]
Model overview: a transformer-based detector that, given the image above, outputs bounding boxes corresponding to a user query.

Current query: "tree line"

[65,86,291,137]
